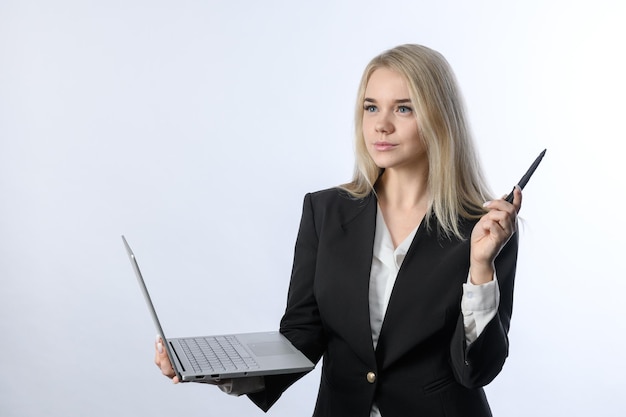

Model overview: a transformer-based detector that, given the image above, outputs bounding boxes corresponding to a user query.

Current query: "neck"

[376,166,429,211]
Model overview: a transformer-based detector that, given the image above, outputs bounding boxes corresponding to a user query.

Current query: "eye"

[397,105,412,114]
[364,104,377,112]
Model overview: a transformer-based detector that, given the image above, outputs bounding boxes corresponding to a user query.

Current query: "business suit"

[249,187,518,416]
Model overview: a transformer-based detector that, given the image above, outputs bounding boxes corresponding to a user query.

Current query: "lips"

[373,141,397,151]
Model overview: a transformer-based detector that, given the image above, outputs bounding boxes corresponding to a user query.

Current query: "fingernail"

[157,342,164,354]
[483,200,492,207]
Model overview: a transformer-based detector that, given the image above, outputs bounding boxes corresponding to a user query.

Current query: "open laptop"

[122,235,315,382]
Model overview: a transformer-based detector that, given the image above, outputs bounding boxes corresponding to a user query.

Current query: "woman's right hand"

[154,336,239,389]
[154,336,180,383]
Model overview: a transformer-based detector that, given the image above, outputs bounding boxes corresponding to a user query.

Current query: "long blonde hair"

[341,44,492,239]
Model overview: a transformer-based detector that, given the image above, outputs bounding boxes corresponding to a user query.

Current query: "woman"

[156,44,521,416]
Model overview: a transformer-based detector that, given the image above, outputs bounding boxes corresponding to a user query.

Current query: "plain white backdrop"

[1,1,625,416]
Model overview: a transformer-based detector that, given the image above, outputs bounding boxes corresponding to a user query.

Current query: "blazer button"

[366,372,376,384]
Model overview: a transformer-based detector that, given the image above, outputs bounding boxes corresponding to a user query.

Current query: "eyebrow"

[363,97,412,103]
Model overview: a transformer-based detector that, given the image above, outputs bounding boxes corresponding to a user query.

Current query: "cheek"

[362,117,374,137]
[361,132,376,158]
[401,120,421,143]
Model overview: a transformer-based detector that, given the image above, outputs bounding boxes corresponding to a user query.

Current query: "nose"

[375,112,394,134]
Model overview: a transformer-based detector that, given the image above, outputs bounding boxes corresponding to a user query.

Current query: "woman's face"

[362,68,426,172]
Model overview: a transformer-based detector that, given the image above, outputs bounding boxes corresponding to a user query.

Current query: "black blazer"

[249,188,518,417]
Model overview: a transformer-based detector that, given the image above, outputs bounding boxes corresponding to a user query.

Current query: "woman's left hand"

[469,185,522,285]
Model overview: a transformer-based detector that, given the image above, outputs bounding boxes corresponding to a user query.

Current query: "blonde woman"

[156,44,521,417]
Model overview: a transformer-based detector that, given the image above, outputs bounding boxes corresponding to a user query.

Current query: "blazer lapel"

[317,192,377,367]
[374,218,471,369]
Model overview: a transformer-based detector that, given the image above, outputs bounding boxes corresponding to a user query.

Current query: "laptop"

[122,235,315,382]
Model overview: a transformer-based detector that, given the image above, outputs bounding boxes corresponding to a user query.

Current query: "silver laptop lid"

[122,235,183,380]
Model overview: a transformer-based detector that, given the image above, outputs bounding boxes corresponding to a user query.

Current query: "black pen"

[504,149,546,203]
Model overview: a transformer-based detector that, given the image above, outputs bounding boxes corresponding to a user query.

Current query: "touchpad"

[247,341,295,356]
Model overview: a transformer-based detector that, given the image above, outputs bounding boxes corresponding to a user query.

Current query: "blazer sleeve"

[449,232,519,388]
[247,193,327,411]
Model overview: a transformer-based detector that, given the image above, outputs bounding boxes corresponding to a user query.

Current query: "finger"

[158,354,175,377]
[482,202,515,226]
[489,209,516,234]
[485,185,523,211]
[476,215,515,253]
[154,336,166,366]
[480,218,508,242]
[154,336,177,379]
[154,335,162,366]
[483,203,518,234]
[512,185,523,213]
[493,187,522,212]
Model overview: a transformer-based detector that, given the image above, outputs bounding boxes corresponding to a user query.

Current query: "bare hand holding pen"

[469,185,522,285]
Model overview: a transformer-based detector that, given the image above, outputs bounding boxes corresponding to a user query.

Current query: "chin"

[370,156,399,170]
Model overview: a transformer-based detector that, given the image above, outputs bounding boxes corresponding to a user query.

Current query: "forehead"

[364,67,410,97]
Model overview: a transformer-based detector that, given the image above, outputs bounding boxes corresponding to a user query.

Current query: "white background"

[1,1,625,416]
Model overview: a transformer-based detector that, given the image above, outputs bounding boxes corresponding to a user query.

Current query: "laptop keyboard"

[179,335,260,374]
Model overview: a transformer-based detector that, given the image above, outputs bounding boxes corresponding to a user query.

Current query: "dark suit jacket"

[248,188,518,416]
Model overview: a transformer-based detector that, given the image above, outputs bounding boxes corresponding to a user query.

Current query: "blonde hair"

[341,44,492,239]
